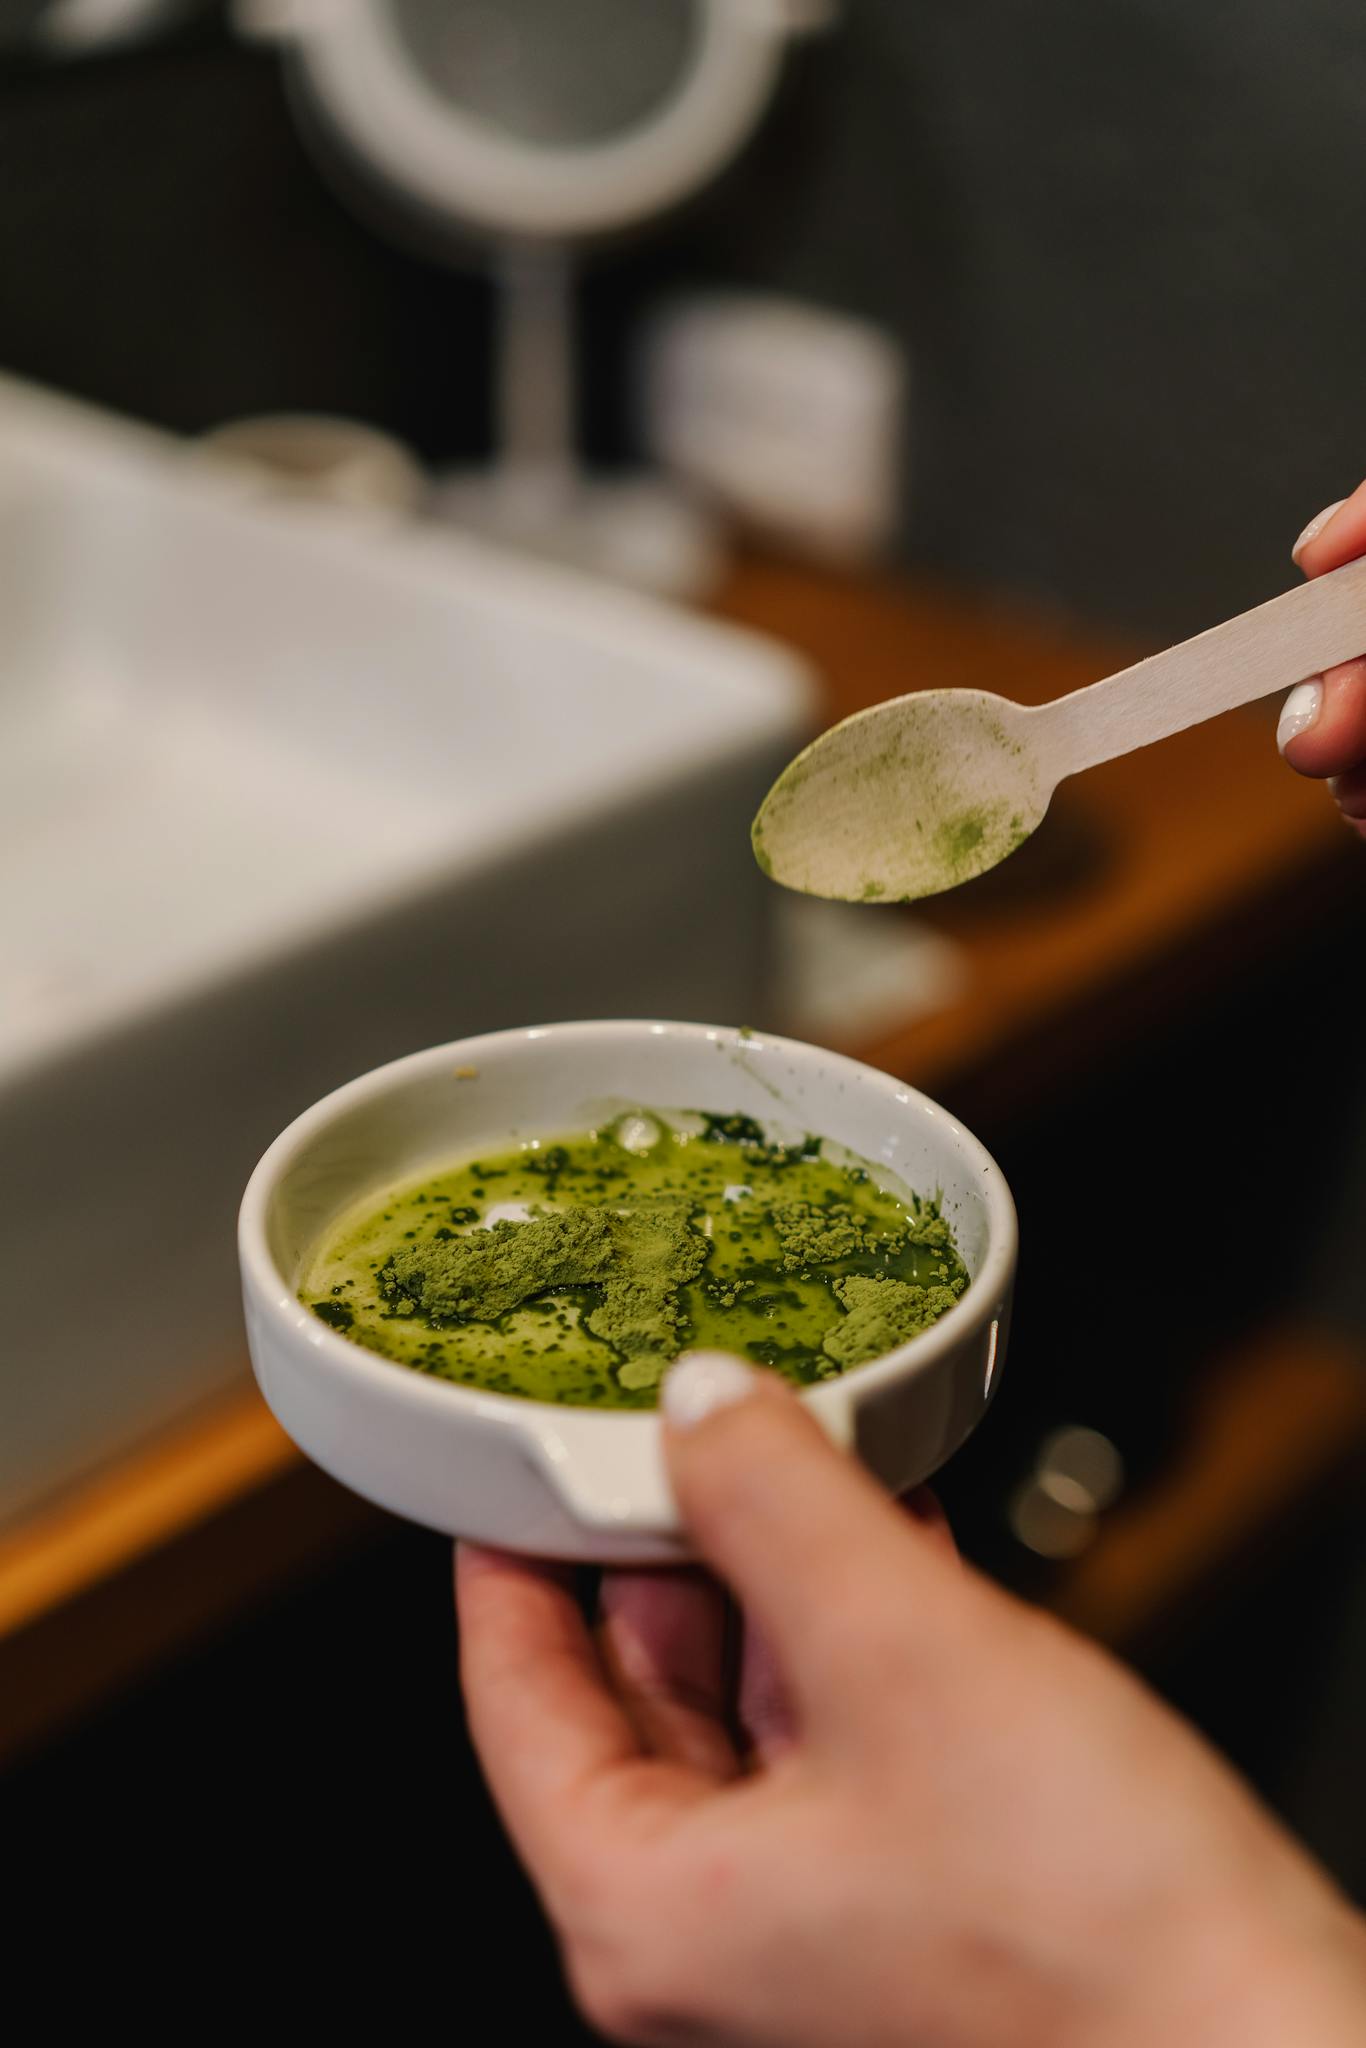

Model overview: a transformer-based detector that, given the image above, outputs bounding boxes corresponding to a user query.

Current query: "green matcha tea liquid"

[301,1113,968,1408]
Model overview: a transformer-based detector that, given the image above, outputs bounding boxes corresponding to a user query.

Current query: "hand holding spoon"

[752,554,1366,902]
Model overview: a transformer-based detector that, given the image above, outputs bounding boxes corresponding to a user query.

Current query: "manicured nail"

[1292,499,1347,564]
[663,1351,755,1428]
[1277,678,1323,752]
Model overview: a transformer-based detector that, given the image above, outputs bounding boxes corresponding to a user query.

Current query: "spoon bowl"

[754,688,1049,902]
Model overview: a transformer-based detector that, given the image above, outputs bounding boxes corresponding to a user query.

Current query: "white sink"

[0,375,814,1522]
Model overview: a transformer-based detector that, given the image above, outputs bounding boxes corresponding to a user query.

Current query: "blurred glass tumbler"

[196,415,427,519]
[641,294,906,565]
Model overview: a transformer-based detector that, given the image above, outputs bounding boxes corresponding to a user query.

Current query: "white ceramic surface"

[0,374,812,1523]
[239,1020,1016,1562]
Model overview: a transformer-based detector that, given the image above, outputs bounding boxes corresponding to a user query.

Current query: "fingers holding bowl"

[455,1544,722,1912]
[595,1567,740,1780]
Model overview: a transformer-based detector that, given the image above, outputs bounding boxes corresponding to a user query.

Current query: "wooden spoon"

[752,554,1366,902]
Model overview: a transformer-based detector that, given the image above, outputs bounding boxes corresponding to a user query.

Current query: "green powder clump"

[904,1205,958,1253]
[821,1273,964,1370]
[771,1199,878,1269]
[380,1200,710,1392]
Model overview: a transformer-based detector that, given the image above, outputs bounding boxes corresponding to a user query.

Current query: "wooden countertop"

[3,557,1362,1760]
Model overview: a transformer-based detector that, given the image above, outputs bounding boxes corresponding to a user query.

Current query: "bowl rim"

[238,1018,1017,1429]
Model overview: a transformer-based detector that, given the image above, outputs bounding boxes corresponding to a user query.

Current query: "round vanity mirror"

[241,0,834,593]
[389,0,698,147]
[292,0,795,241]
[280,0,810,237]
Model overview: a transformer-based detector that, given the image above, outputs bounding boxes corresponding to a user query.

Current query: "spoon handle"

[1030,552,1366,781]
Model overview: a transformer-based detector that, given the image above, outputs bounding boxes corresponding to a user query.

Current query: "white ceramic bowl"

[238,1021,1016,1563]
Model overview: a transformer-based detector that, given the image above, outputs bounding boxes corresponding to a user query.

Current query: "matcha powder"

[821,1274,963,1370]
[381,1200,709,1391]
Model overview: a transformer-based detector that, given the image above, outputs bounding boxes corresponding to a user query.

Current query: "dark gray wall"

[2,3,1364,638]
[625,0,1366,638]
[870,4,1366,632]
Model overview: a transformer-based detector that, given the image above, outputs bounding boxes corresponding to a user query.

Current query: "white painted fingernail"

[1292,499,1347,563]
[663,1351,755,1428]
[1277,678,1323,752]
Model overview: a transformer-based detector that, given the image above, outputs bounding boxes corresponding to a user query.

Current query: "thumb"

[1276,657,1366,788]
[660,1352,973,1735]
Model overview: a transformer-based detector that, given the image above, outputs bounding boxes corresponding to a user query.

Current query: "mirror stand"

[431,241,722,599]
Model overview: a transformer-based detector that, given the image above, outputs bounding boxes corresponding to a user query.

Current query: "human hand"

[457,1355,1366,2048]
[1278,484,1366,837]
